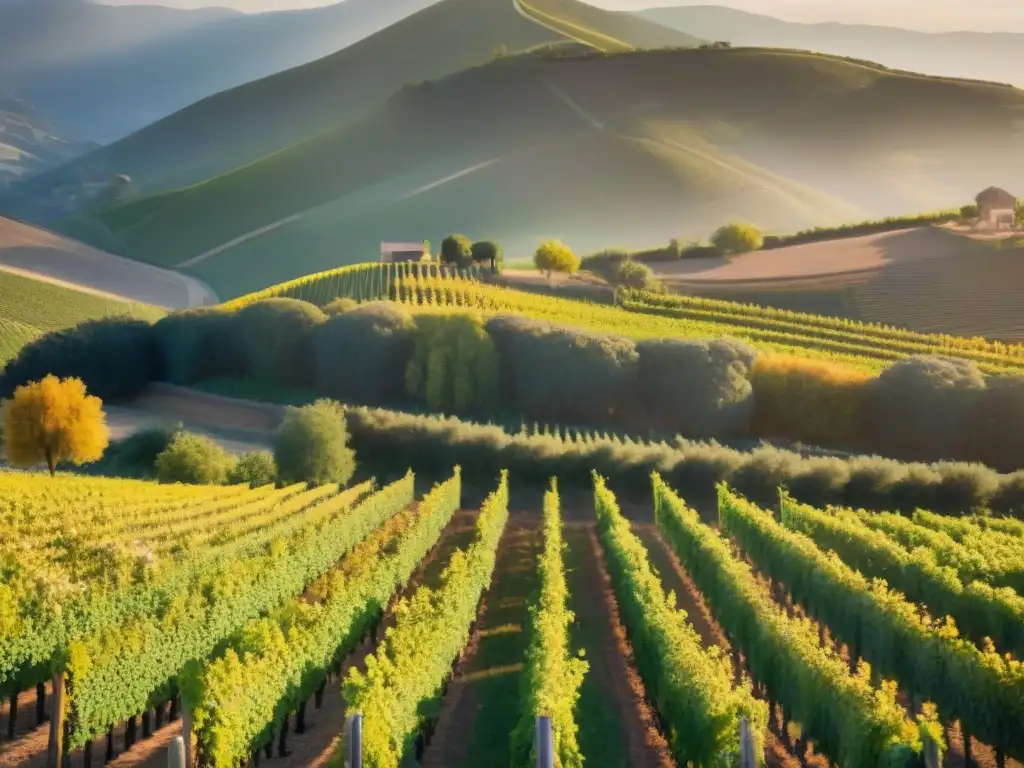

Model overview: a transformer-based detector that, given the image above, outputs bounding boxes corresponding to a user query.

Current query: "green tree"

[613,259,663,291]
[274,400,356,486]
[155,432,234,485]
[440,234,473,269]
[534,240,580,280]
[314,302,415,405]
[232,298,326,387]
[323,297,359,317]
[227,450,278,487]
[711,223,764,255]
[470,240,503,271]
[404,313,498,414]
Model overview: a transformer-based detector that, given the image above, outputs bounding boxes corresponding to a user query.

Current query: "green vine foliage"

[778,493,1024,660]
[858,511,1023,592]
[64,476,414,748]
[403,312,499,414]
[911,510,1024,592]
[510,479,588,768]
[0,482,328,698]
[719,487,1022,761]
[343,470,510,768]
[652,474,924,768]
[186,468,463,767]
[594,474,767,767]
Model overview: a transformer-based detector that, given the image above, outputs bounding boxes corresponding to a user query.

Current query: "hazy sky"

[96,0,1024,33]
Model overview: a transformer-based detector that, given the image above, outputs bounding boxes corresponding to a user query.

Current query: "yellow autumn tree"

[2,375,109,475]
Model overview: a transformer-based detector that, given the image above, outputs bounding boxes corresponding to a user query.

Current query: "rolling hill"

[638,5,1024,88]
[3,0,698,218]
[0,215,215,309]
[60,46,1024,299]
[0,95,97,188]
[1,0,437,145]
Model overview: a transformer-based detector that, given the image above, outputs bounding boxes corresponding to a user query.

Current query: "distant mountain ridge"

[3,0,697,218]
[0,0,436,143]
[637,5,1024,87]
[53,47,1024,300]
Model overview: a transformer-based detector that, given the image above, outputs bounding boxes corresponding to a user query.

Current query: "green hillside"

[68,47,1024,299]
[8,0,697,207]
[0,270,165,364]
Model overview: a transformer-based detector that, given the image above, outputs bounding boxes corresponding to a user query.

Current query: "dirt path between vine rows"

[633,524,813,768]
[419,518,541,768]
[563,522,674,768]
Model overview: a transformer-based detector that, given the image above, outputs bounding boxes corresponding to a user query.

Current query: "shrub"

[973,374,1024,471]
[314,302,415,406]
[635,338,756,439]
[486,315,638,425]
[274,400,356,486]
[232,298,326,387]
[632,239,683,263]
[750,355,872,447]
[580,249,630,280]
[960,203,979,221]
[612,259,662,291]
[470,240,502,269]
[324,297,359,317]
[679,244,720,259]
[342,405,1022,517]
[153,308,241,385]
[0,317,156,401]
[155,432,234,485]
[534,240,580,278]
[866,356,986,463]
[404,313,498,414]
[80,426,177,479]
[228,451,278,488]
[711,223,764,255]
[440,234,473,269]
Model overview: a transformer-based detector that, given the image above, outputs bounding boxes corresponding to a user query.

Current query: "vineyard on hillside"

[222,262,1024,375]
[2,466,1022,768]
[0,270,165,364]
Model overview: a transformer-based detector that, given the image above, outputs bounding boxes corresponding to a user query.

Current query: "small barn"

[380,241,428,263]
[975,187,1018,229]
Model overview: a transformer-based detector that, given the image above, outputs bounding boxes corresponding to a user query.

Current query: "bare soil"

[0,217,216,309]
[564,522,674,768]
[420,519,542,768]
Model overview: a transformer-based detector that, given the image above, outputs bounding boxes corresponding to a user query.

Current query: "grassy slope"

[16,0,695,203]
[83,47,1024,298]
[0,270,165,364]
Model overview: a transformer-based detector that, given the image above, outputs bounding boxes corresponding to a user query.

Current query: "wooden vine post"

[46,672,66,768]
[922,730,941,768]
[168,736,186,768]
[739,716,757,768]
[181,708,194,768]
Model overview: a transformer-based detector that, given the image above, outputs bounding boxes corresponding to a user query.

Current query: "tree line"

[5,296,1024,493]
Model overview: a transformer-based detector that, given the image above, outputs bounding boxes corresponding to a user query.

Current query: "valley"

[0,3,1023,767]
